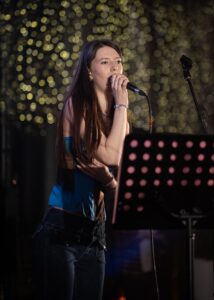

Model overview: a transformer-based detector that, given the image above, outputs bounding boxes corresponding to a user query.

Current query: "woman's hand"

[110,73,129,107]
[76,158,117,189]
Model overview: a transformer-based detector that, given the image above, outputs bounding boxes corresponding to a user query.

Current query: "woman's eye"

[101,60,108,64]
[117,60,122,64]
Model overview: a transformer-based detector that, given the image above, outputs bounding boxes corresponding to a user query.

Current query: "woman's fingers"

[110,74,129,106]
[75,158,113,184]
[76,159,106,171]
[111,74,129,90]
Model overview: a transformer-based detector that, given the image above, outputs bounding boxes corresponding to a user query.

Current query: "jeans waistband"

[44,207,97,230]
[42,207,105,248]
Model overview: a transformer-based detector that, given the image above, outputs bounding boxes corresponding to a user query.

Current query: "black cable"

[144,94,153,134]
[128,86,158,299]
[144,93,159,299]
[125,81,153,134]
[150,229,160,300]
[141,92,159,299]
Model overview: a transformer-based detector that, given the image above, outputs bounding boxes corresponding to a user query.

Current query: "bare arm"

[95,107,128,166]
[81,74,129,166]
[64,75,129,166]
[97,74,129,165]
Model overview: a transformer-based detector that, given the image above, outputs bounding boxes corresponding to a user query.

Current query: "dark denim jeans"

[32,208,106,300]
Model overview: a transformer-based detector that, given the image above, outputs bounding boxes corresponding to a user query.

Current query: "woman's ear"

[88,70,93,81]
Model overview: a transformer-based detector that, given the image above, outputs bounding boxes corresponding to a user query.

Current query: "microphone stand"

[180,56,208,135]
[180,55,209,300]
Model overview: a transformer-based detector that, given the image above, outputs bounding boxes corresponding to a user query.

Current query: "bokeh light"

[1,0,214,135]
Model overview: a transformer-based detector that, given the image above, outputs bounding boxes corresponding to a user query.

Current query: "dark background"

[1,0,214,299]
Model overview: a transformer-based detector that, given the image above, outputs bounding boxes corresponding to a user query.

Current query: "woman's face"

[89,46,123,94]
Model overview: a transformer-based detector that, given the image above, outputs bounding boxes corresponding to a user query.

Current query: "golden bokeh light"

[1,0,214,135]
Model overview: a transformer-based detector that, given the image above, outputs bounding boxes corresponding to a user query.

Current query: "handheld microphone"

[108,76,147,97]
[127,82,147,97]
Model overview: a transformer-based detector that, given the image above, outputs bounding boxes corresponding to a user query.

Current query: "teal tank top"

[48,137,100,220]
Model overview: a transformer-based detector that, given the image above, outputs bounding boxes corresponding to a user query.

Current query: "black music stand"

[112,132,214,300]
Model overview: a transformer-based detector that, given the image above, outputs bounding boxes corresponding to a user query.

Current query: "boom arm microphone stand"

[180,55,211,300]
[180,55,208,135]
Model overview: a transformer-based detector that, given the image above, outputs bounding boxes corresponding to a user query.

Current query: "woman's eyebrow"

[98,56,121,61]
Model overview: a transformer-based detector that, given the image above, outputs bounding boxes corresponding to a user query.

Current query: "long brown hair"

[57,39,122,166]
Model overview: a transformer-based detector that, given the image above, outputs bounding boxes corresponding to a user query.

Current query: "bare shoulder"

[64,97,74,119]
[63,97,86,138]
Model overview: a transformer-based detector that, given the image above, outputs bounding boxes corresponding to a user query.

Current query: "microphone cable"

[138,91,160,300]
[150,229,161,300]
[128,83,159,299]
[135,91,160,299]
[127,84,153,134]
[144,93,153,134]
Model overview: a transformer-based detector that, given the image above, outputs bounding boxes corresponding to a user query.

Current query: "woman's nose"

[110,61,119,71]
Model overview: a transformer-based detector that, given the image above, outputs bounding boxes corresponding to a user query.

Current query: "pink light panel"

[118,134,214,214]
[128,153,137,161]
[127,137,214,191]
[130,139,139,148]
